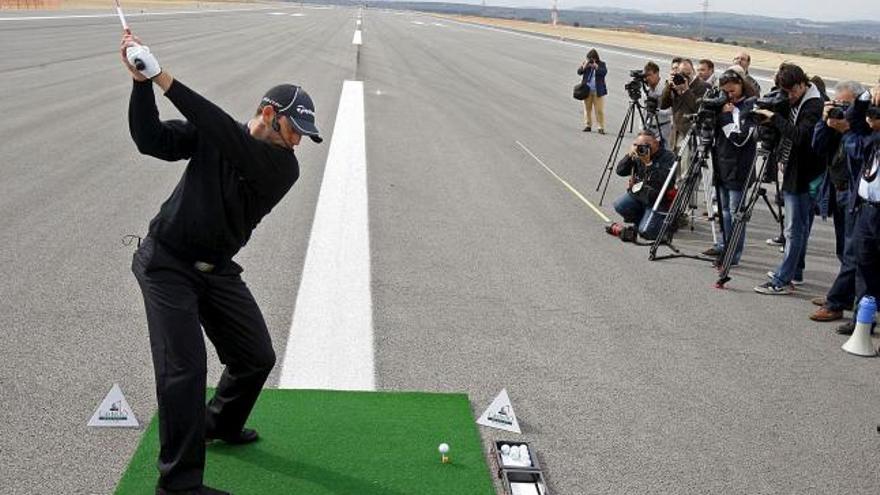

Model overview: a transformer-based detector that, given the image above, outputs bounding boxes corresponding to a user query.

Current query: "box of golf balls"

[493,441,540,471]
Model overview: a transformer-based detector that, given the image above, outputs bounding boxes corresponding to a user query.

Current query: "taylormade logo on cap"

[296,105,315,118]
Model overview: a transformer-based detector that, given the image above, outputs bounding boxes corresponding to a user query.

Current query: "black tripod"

[648,123,719,262]
[596,97,665,206]
[715,136,793,288]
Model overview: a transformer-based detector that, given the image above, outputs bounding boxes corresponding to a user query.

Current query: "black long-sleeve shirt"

[128,79,300,264]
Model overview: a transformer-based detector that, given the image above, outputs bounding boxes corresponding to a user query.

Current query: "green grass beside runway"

[115,389,495,495]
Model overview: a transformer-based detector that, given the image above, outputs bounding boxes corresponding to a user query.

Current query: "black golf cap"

[260,84,322,143]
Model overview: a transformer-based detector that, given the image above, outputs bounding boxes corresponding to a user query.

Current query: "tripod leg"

[596,104,633,192]
[598,103,637,205]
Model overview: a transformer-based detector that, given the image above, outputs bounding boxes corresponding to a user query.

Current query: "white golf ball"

[500,444,511,455]
[510,446,521,460]
[438,443,449,454]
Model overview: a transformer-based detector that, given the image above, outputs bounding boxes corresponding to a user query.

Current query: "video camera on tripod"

[749,88,790,152]
[646,87,731,259]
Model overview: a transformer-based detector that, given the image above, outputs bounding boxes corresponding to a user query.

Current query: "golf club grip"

[134,58,145,70]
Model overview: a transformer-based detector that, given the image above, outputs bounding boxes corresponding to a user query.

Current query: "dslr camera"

[827,101,851,121]
[635,143,652,157]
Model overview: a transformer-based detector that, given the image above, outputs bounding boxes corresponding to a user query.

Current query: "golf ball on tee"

[438,443,449,454]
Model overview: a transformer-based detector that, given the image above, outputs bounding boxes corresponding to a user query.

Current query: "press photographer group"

[574,50,880,335]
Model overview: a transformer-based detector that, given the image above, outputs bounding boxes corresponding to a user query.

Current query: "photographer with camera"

[808,81,868,323]
[661,58,710,151]
[733,51,761,95]
[754,63,824,295]
[577,48,608,134]
[610,131,676,233]
[641,61,672,149]
[701,68,758,264]
[848,96,880,317]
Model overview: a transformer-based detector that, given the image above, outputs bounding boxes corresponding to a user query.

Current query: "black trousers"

[131,237,276,490]
[854,204,880,300]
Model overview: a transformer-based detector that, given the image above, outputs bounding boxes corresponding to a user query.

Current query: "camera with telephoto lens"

[748,88,790,149]
[605,222,638,242]
[687,86,729,151]
[672,73,687,86]
[636,143,651,156]
[827,101,851,121]
[625,70,646,102]
[750,89,790,124]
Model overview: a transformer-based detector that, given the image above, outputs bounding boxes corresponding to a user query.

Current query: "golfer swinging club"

[120,30,321,494]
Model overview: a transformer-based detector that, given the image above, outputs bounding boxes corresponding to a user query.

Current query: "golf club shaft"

[114,0,129,32]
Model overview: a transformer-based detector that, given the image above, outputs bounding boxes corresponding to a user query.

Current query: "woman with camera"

[703,67,758,264]
[577,48,608,134]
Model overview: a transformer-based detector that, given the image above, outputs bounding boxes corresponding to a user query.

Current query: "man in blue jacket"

[577,48,608,134]
[809,81,868,323]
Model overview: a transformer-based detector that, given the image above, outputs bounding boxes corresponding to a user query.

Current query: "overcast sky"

[442,0,871,23]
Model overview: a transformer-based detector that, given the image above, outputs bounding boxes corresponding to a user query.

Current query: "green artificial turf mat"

[115,389,495,495]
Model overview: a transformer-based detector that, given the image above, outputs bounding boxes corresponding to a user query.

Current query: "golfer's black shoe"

[206,428,259,445]
[156,485,230,495]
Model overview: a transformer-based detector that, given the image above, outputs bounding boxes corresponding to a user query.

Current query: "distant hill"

[307,0,880,63]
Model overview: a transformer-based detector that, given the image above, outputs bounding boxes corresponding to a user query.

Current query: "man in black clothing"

[612,130,676,227]
[121,32,322,495]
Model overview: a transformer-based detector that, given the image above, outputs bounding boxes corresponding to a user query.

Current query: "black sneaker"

[766,235,785,246]
[703,246,722,256]
[754,281,792,295]
[583,126,592,132]
[597,128,606,135]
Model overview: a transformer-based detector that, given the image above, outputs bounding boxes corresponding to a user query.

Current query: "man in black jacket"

[612,130,676,227]
[755,64,824,295]
[121,32,322,494]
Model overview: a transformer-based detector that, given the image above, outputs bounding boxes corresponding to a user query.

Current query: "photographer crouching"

[607,130,676,240]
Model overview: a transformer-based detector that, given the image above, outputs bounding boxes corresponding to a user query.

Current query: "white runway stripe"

[278,80,374,391]
[0,6,277,22]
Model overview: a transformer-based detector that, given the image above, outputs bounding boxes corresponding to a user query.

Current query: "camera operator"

[808,81,868,323]
[612,130,676,228]
[698,59,717,87]
[661,58,710,150]
[733,51,761,95]
[642,61,673,150]
[848,95,880,316]
[577,48,608,134]
[754,63,824,295]
[702,68,758,264]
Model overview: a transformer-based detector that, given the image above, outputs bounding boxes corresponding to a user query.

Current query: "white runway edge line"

[516,141,611,223]
[279,81,374,391]
[0,6,280,22]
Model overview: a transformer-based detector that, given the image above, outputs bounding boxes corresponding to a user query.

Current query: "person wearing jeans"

[704,67,757,265]
[755,63,824,295]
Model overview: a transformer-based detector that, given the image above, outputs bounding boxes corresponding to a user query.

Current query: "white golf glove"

[126,44,161,79]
